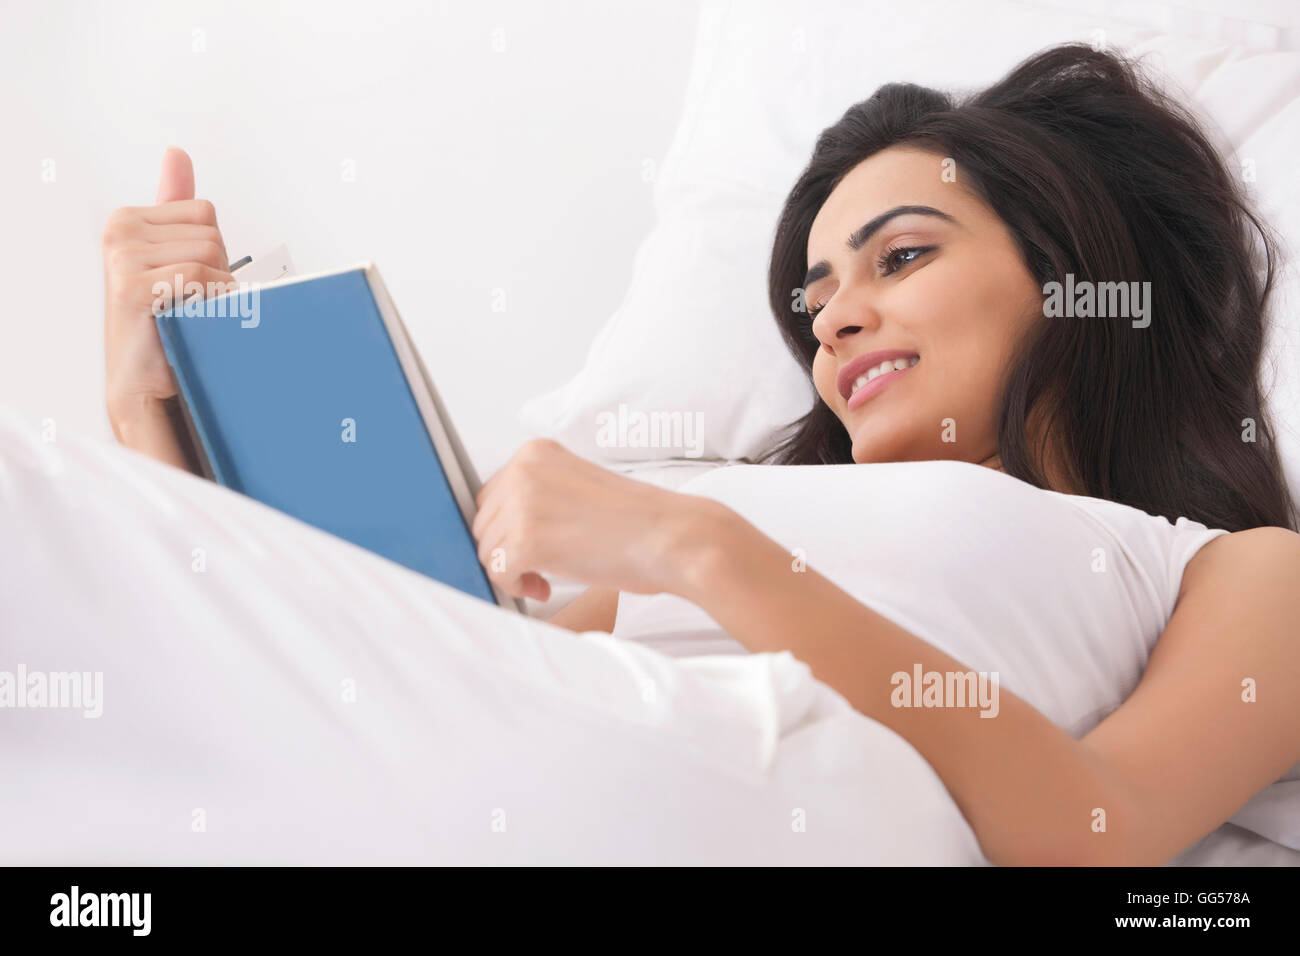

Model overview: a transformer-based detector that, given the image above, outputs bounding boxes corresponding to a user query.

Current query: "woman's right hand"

[102,147,234,472]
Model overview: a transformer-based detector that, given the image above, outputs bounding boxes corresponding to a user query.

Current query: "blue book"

[155,263,519,611]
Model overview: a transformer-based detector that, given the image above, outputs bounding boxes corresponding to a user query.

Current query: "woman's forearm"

[675,502,1139,866]
[109,395,199,473]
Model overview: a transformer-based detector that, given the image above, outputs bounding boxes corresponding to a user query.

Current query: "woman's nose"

[812,290,881,352]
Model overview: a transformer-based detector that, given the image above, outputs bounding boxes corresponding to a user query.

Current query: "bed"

[1,408,1294,864]
[4,0,1298,866]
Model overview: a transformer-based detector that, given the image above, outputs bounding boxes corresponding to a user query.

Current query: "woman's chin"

[847,417,919,465]
[850,433,904,465]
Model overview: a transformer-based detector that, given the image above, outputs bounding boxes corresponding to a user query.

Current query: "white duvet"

[0,406,982,865]
[2,406,1295,866]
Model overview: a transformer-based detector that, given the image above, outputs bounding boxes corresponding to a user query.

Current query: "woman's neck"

[980,449,1086,495]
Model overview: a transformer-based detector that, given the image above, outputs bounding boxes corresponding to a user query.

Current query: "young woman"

[102,44,1300,865]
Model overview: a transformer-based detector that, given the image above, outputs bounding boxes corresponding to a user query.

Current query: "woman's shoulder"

[1180,525,1300,599]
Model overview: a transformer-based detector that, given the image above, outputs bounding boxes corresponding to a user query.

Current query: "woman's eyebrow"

[803,204,957,288]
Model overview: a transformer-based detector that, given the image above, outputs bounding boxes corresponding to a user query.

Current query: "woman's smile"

[843,353,920,411]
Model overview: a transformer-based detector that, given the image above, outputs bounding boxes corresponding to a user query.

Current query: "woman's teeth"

[852,356,918,392]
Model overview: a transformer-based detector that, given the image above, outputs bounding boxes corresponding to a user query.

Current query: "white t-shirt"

[612,459,1298,849]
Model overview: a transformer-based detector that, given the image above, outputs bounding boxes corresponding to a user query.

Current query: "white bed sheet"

[1169,824,1300,867]
[0,408,979,864]
[2,407,1291,865]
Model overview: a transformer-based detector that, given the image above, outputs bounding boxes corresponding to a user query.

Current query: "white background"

[0,0,701,475]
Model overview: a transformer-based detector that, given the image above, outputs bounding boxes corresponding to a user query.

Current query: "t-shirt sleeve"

[1164,516,1230,615]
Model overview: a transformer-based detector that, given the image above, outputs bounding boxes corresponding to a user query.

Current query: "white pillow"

[518,0,1300,503]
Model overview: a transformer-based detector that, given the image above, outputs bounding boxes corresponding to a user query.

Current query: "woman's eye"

[805,245,934,325]
[879,245,932,275]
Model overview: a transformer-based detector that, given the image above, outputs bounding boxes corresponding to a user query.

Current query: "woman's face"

[803,146,1043,468]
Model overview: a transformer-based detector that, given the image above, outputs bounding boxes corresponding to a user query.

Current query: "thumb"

[156,146,195,204]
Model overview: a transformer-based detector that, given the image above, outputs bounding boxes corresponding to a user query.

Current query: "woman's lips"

[846,359,917,411]
[836,348,919,400]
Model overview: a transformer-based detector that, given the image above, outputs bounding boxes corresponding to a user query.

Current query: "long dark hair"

[761,43,1296,533]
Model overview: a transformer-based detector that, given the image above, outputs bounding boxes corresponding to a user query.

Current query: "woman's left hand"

[471,439,724,602]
